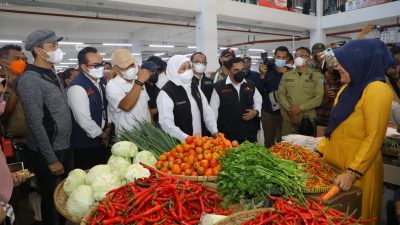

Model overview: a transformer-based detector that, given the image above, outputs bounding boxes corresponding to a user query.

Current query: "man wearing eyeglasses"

[67,47,112,170]
[106,49,155,135]
[191,52,213,103]
[278,47,324,136]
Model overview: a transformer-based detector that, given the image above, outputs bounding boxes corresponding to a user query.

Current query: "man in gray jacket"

[14,29,72,225]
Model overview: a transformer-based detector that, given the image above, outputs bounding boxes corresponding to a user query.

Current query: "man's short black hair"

[63,68,79,80]
[295,47,311,56]
[242,56,251,62]
[390,46,400,56]
[274,46,289,56]
[0,44,22,59]
[190,52,207,62]
[146,56,167,72]
[78,47,98,66]
[224,57,244,70]
[104,62,112,68]
[287,52,294,61]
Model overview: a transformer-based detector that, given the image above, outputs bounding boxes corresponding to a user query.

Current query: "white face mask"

[44,48,64,64]
[294,57,306,67]
[121,66,138,81]
[89,67,104,79]
[179,69,194,85]
[193,63,206,74]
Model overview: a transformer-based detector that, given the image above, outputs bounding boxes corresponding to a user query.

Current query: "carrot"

[322,185,340,202]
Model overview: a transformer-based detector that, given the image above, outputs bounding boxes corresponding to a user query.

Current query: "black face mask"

[233,71,246,83]
[149,74,159,84]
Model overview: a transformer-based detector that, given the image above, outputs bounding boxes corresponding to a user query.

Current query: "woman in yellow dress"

[317,39,395,224]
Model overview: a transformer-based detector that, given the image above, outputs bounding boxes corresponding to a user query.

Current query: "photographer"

[259,46,290,147]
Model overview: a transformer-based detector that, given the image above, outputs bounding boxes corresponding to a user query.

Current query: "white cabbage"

[111,141,138,159]
[91,172,122,201]
[124,163,151,182]
[63,169,86,196]
[66,185,94,218]
[108,155,131,179]
[84,164,112,185]
[133,151,157,168]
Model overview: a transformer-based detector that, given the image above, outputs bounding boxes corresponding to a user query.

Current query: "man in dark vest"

[67,47,112,170]
[210,57,262,143]
[156,55,218,141]
[190,52,213,102]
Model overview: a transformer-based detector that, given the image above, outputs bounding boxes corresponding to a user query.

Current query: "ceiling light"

[184,53,193,57]
[60,62,77,65]
[187,46,197,49]
[250,56,261,59]
[132,53,141,56]
[296,6,303,10]
[251,62,257,65]
[103,58,111,61]
[249,49,264,52]
[162,57,170,61]
[102,43,132,47]
[149,44,175,48]
[267,56,274,59]
[68,58,78,61]
[236,55,242,57]
[219,47,238,51]
[154,53,165,56]
[59,41,84,45]
[0,40,23,43]
[272,50,275,52]
[100,53,106,56]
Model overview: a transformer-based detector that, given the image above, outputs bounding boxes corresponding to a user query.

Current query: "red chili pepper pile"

[269,142,337,188]
[86,163,232,225]
[242,195,375,225]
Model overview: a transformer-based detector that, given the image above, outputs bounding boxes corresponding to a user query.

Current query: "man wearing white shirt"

[106,49,154,135]
[210,57,262,143]
[157,55,218,141]
[67,47,112,170]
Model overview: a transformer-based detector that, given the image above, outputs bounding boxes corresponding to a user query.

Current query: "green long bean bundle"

[216,141,307,205]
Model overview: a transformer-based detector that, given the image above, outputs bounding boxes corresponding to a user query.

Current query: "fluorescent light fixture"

[0,40,23,43]
[219,47,238,51]
[162,57,170,60]
[272,50,275,52]
[60,62,77,65]
[249,49,264,52]
[187,46,197,49]
[103,58,111,61]
[292,51,296,53]
[154,53,165,56]
[251,62,257,65]
[100,53,106,56]
[184,53,193,57]
[59,41,84,45]
[295,6,303,10]
[236,55,242,57]
[68,58,78,61]
[267,56,273,59]
[103,43,132,47]
[149,44,175,48]
[250,56,261,59]
[54,65,69,68]
[132,53,141,56]
[62,52,67,55]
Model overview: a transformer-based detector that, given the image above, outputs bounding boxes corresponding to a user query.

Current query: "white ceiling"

[0,0,397,70]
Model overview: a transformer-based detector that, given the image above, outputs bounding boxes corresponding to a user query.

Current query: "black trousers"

[25,149,73,225]
[73,146,109,170]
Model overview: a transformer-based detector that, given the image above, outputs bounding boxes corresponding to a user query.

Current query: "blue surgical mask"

[275,59,286,68]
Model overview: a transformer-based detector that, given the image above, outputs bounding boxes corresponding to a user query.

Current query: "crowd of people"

[0,27,399,225]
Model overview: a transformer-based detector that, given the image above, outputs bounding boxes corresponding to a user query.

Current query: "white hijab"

[166,55,191,87]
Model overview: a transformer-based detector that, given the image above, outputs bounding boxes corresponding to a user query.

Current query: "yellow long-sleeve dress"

[317,81,393,224]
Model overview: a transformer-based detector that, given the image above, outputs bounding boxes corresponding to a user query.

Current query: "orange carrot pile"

[269,142,337,189]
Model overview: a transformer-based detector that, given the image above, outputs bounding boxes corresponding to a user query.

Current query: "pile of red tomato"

[156,133,238,176]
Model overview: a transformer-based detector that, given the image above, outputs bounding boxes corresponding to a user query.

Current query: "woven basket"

[53,180,82,224]
[301,185,333,194]
[80,205,97,225]
[214,208,268,225]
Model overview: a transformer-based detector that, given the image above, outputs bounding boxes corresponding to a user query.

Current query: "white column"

[196,0,219,74]
[310,0,326,47]
[130,36,143,64]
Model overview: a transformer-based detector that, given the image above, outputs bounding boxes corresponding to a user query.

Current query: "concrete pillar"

[196,0,219,73]
[310,0,326,47]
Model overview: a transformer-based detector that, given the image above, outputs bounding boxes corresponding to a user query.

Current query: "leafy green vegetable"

[216,141,307,205]
[118,120,178,158]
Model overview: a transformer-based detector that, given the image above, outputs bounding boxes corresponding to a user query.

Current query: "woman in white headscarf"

[156,55,218,141]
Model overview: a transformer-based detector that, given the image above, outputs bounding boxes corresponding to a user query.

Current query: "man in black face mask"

[210,57,262,143]
[145,56,167,123]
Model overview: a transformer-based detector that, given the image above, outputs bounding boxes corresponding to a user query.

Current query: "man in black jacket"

[190,52,213,102]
